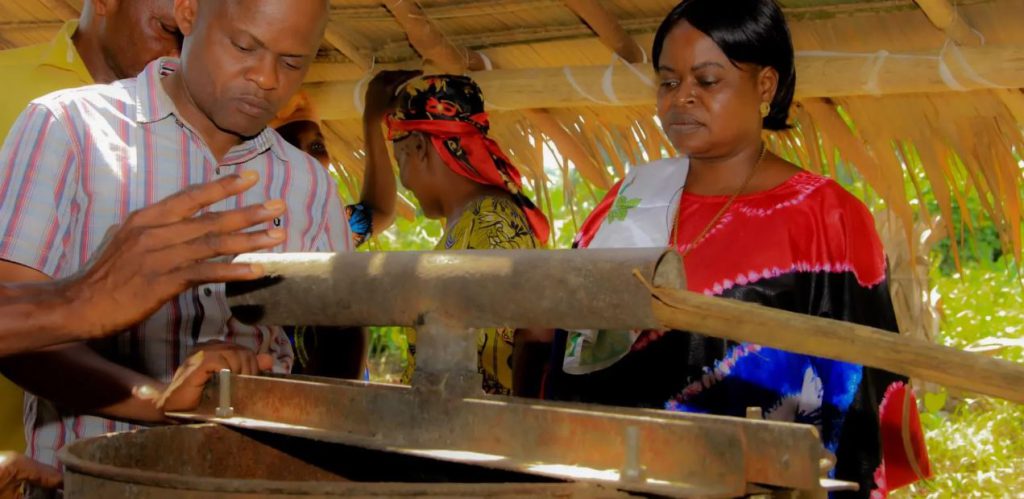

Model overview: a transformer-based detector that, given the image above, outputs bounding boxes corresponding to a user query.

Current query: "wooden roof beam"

[914,0,981,45]
[323,25,374,70]
[562,0,645,64]
[382,0,487,73]
[39,0,79,19]
[307,43,1024,119]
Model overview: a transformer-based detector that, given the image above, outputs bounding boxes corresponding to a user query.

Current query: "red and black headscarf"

[387,75,550,245]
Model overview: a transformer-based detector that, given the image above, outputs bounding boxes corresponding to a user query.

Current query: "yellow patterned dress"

[401,195,540,394]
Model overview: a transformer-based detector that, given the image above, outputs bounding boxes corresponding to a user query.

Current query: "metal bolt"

[621,425,645,482]
[215,369,234,418]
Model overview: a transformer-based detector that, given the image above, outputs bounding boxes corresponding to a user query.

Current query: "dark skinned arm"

[0,174,283,421]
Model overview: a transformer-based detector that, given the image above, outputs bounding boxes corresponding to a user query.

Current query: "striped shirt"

[0,58,350,466]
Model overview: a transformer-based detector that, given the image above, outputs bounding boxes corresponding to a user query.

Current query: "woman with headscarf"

[271,71,414,248]
[546,0,929,496]
[379,73,550,395]
[269,73,418,379]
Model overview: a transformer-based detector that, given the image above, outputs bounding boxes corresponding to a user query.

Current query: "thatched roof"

[2,0,1022,261]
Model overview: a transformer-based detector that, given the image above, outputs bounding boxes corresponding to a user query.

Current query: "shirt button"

[215,166,221,175]
[203,287,213,297]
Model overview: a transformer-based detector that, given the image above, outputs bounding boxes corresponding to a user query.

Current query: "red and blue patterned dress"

[547,170,926,497]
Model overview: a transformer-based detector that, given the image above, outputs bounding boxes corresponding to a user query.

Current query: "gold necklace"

[671,143,768,258]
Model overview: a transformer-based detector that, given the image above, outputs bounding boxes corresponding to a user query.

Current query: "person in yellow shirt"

[0,0,181,459]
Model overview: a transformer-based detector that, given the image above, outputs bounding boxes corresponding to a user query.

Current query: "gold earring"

[759,102,771,118]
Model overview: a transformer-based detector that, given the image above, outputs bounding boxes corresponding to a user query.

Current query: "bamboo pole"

[562,0,646,63]
[323,26,372,70]
[914,0,980,45]
[39,0,78,19]
[306,43,1024,119]
[306,64,653,120]
[647,285,1024,404]
[382,0,487,73]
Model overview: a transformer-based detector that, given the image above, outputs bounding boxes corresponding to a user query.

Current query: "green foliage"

[842,139,1024,497]
[895,258,1024,498]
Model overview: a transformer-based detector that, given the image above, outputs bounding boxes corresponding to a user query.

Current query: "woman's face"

[393,133,444,219]
[655,22,774,158]
[276,121,330,167]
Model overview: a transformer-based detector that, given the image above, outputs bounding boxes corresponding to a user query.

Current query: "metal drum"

[60,424,629,498]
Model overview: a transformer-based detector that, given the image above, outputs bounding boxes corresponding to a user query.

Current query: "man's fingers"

[173,261,267,287]
[1,453,62,490]
[18,458,62,489]
[154,225,286,284]
[257,354,274,372]
[158,344,262,415]
[144,200,286,248]
[127,172,260,226]
[244,350,258,375]
[231,349,257,376]
[198,343,261,375]
[214,350,244,374]
[158,351,230,412]
[161,229,285,266]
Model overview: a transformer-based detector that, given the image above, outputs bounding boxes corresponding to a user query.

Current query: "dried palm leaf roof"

[1,0,1022,260]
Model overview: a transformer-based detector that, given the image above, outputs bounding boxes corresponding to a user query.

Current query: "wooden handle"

[649,287,1024,404]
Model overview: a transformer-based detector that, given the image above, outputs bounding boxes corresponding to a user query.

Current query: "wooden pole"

[562,0,646,64]
[305,64,655,120]
[648,285,1024,404]
[39,0,78,19]
[914,0,981,45]
[306,43,1024,118]
[382,0,487,73]
[323,26,372,71]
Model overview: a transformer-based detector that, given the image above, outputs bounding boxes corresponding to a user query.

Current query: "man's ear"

[173,0,199,37]
[92,0,117,17]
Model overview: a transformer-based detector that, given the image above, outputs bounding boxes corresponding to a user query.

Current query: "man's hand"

[0,452,61,499]
[364,70,422,123]
[63,172,287,341]
[153,342,273,413]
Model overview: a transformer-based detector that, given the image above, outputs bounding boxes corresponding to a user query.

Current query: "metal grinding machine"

[57,249,1024,498]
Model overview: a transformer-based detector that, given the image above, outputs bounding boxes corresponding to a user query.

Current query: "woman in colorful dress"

[382,74,550,395]
[546,0,928,496]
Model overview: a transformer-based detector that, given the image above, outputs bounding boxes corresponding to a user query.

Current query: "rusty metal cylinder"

[227,248,684,329]
[59,424,628,498]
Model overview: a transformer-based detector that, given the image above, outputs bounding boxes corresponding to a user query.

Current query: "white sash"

[563,157,689,374]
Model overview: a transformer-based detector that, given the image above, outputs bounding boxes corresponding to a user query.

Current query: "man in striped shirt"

[0,173,287,495]
[0,0,183,457]
[0,0,346,468]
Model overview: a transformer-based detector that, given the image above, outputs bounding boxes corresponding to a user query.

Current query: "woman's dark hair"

[652,0,795,131]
